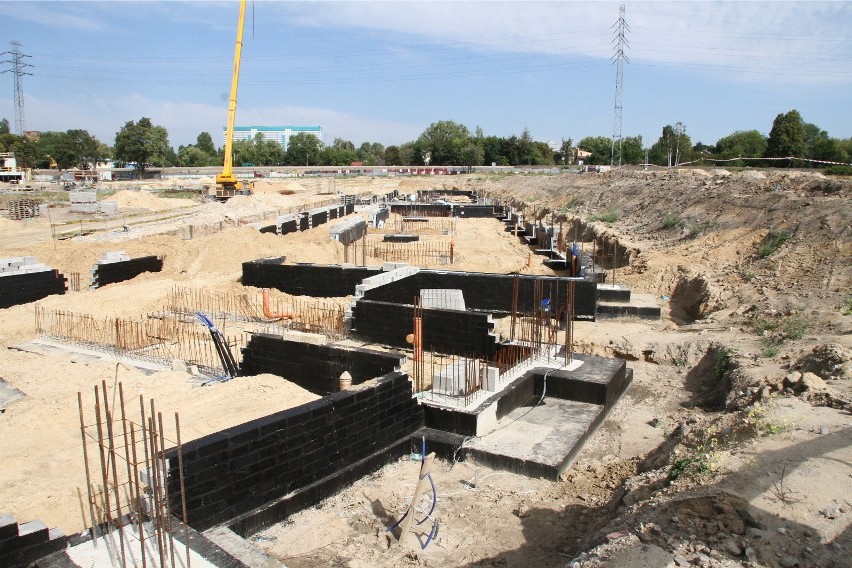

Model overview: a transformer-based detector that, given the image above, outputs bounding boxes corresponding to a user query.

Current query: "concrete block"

[483,366,500,391]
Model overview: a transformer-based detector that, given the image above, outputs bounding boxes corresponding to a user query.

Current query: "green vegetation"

[662,212,685,230]
[750,315,808,341]
[714,346,735,381]
[841,297,852,316]
[590,209,620,223]
[757,229,792,258]
[825,165,852,176]
[739,266,756,282]
[760,337,782,358]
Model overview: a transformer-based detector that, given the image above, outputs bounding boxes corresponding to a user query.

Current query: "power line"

[611,4,629,166]
[1,41,33,135]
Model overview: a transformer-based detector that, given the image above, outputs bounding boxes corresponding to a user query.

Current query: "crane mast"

[215,0,250,199]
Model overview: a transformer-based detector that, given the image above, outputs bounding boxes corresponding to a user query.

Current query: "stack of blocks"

[0,257,66,309]
[0,514,67,568]
[90,251,164,289]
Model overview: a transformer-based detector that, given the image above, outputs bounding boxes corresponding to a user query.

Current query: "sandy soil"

[1,170,850,568]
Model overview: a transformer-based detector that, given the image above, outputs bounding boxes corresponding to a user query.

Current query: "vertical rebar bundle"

[164,287,345,339]
[77,381,190,568]
[35,305,247,376]
[369,241,452,265]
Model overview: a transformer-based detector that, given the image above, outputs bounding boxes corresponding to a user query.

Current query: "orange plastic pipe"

[262,288,297,320]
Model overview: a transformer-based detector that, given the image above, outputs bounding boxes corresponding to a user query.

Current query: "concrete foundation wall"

[90,255,163,288]
[361,270,598,319]
[0,514,67,568]
[240,333,404,395]
[0,270,67,309]
[165,371,423,532]
[242,261,382,297]
[351,299,498,357]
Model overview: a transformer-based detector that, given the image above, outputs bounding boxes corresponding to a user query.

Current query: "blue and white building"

[227,126,323,150]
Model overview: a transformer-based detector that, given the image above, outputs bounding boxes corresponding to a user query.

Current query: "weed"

[739,267,756,282]
[770,463,801,505]
[714,346,735,381]
[750,315,806,341]
[669,426,720,480]
[590,209,620,223]
[782,316,808,340]
[745,397,796,436]
[841,297,852,316]
[688,225,703,238]
[758,229,792,258]
[662,212,685,230]
[760,337,781,358]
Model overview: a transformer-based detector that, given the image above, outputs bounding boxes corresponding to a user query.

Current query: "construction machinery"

[215,0,253,200]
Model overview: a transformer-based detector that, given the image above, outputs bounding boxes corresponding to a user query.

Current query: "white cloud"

[274,1,852,85]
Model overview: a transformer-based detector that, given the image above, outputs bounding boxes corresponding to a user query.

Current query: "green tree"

[621,135,644,165]
[357,142,385,165]
[481,136,504,166]
[578,136,612,165]
[556,138,574,164]
[177,145,212,167]
[415,120,471,165]
[0,118,9,135]
[284,132,324,166]
[458,142,484,167]
[398,142,416,166]
[384,145,401,165]
[716,130,767,166]
[765,110,806,165]
[649,123,692,166]
[195,132,216,156]
[113,117,173,173]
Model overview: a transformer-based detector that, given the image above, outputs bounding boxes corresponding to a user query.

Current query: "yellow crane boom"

[215,0,251,199]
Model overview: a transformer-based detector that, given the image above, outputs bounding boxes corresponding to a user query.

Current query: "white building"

[227,126,323,150]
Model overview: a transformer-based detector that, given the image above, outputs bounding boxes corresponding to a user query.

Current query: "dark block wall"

[0,270,67,309]
[240,333,404,395]
[242,261,382,297]
[311,211,328,228]
[298,214,309,231]
[351,299,498,357]
[453,205,499,218]
[389,204,452,216]
[91,256,163,288]
[279,219,299,236]
[361,270,597,319]
[165,371,423,532]
[0,515,68,568]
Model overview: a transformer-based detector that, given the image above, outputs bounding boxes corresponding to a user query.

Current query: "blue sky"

[1,1,850,150]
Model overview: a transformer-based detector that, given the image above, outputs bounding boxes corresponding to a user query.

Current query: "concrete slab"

[11,339,192,378]
[0,378,26,411]
[465,397,604,479]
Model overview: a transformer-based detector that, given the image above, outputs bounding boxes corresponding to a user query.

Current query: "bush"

[783,316,808,340]
[590,209,620,223]
[824,165,852,176]
[841,297,852,316]
[758,229,791,258]
[663,212,685,230]
[761,337,781,358]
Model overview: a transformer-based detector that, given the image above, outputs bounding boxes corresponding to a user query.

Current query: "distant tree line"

[0,109,849,173]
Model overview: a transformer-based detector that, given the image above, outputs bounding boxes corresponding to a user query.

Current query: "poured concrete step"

[597,292,662,320]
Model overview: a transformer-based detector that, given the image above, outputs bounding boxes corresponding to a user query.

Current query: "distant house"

[573,148,593,164]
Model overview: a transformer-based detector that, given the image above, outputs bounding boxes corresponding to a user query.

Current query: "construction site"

[0,165,849,568]
[1,0,850,565]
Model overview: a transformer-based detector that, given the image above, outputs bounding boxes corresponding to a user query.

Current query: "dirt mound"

[795,343,852,381]
[109,189,196,211]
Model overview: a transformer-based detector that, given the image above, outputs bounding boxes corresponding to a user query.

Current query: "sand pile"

[109,190,197,211]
